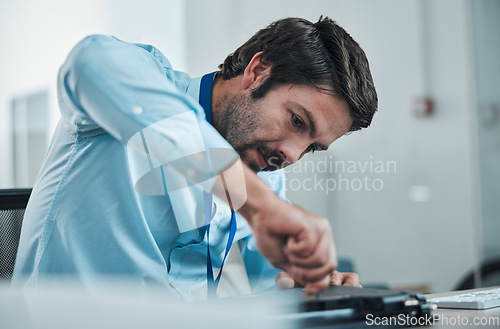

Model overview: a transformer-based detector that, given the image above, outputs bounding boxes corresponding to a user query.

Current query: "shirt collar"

[198,71,217,124]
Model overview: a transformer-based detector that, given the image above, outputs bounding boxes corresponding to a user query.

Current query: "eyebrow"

[296,103,329,151]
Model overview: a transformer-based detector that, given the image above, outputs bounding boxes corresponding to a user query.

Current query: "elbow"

[59,35,114,86]
[58,35,116,103]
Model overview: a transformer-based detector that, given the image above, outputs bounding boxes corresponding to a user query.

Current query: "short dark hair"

[219,16,378,132]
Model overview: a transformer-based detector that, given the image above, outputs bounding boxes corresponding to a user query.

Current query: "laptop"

[256,285,436,328]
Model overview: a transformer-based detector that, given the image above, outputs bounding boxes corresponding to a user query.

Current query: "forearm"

[236,164,276,222]
[206,158,277,219]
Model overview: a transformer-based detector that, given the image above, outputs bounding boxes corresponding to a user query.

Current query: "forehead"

[275,84,352,143]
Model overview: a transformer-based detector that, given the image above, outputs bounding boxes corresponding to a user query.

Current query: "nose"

[277,138,311,165]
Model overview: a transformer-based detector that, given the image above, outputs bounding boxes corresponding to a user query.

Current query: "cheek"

[248,102,290,142]
[253,119,284,142]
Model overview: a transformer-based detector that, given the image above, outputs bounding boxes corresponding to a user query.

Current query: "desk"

[0,279,286,329]
[424,287,500,328]
[2,280,499,329]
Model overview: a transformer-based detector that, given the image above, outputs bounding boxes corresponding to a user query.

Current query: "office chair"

[455,258,500,290]
[0,188,31,279]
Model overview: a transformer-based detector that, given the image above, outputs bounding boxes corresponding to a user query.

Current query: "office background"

[0,0,498,293]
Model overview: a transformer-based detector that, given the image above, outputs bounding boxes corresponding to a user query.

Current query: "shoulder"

[67,34,173,71]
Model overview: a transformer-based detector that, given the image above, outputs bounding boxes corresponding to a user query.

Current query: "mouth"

[256,149,269,169]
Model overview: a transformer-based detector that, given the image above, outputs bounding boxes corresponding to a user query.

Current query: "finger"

[275,271,295,289]
[329,270,343,286]
[291,259,336,284]
[285,217,331,258]
[304,275,330,295]
[286,232,337,269]
[285,234,314,259]
[340,272,361,287]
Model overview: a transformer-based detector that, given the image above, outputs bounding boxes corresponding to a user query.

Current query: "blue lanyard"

[199,72,237,298]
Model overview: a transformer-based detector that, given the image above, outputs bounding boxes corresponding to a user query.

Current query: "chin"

[248,161,261,173]
[239,152,260,173]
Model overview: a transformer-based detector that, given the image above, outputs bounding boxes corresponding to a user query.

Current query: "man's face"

[215,84,353,172]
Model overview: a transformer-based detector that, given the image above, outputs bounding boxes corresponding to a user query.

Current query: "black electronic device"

[268,285,436,328]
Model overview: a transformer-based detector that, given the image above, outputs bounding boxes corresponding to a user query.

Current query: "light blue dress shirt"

[12,35,282,301]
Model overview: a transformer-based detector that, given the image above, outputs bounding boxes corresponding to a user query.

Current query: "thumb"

[275,271,296,289]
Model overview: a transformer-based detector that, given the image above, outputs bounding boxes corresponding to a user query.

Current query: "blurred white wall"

[0,0,187,187]
[0,0,498,293]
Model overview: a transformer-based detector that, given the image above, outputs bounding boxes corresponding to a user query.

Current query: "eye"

[292,113,304,128]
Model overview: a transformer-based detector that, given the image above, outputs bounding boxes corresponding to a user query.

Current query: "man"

[12,16,377,301]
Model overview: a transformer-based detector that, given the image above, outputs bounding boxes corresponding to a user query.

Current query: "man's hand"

[249,197,337,294]
[213,162,337,294]
[236,165,337,295]
[275,270,361,289]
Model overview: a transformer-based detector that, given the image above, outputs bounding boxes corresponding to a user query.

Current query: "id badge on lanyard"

[199,72,237,299]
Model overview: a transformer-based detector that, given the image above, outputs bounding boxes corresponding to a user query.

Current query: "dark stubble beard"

[213,93,285,172]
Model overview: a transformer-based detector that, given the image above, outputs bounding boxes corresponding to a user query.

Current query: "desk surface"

[0,279,286,329]
[424,287,500,328]
[2,280,499,329]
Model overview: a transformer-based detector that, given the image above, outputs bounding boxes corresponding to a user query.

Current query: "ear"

[241,52,272,90]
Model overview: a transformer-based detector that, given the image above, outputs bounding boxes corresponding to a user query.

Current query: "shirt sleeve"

[57,34,238,182]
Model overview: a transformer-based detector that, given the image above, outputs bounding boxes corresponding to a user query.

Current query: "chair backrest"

[0,189,31,279]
